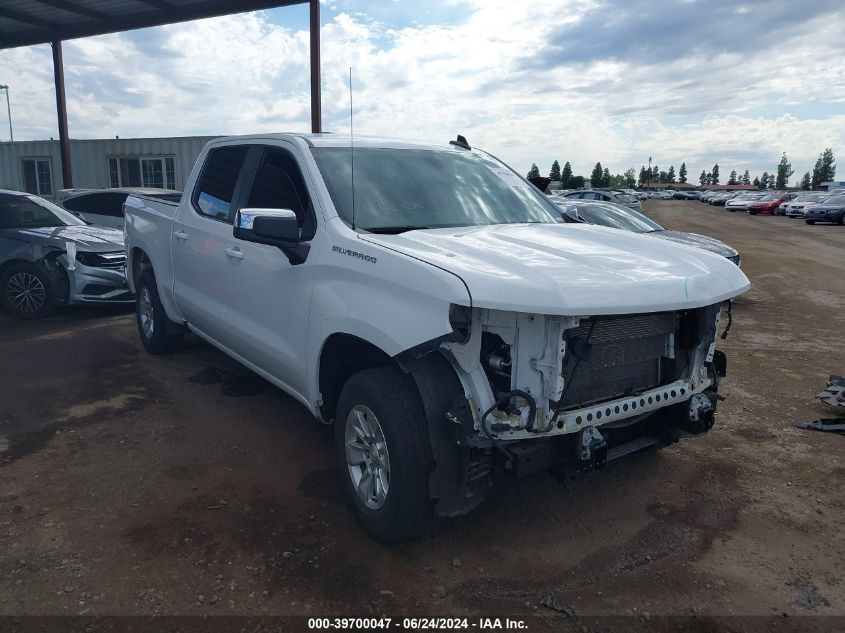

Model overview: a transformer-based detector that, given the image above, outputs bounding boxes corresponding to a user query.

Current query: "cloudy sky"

[1,0,843,183]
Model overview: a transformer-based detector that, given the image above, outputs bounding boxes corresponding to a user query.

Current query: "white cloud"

[0,0,842,184]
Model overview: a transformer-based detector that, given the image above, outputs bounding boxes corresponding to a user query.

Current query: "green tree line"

[527,148,836,190]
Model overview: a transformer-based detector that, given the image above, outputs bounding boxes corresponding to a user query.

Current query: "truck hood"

[651,230,738,259]
[361,223,750,315]
[4,225,125,252]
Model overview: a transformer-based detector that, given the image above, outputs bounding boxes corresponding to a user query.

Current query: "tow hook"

[575,427,607,473]
[682,393,715,435]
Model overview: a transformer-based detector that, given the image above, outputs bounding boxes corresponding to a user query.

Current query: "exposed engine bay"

[443,302,724,437]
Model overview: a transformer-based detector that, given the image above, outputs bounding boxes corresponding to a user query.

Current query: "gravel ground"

[0,200,843,621]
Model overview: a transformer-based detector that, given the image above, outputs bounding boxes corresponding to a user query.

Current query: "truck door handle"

[225,247,244,260]
[174,230,188,240]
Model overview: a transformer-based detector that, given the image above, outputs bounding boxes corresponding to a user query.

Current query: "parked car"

[0,189,132,319]
[57,187,182,229]
[554,199,741,265]
[562,189,642,210]
[781,192,830,217]
[673,190,700,200]
[123,133,749,542]
[747,191,790,215]
[725,193,765,212]
[708,192,736,206]
[803,193,845,225]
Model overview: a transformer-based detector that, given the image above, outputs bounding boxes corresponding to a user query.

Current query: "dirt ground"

[1,200,844,622]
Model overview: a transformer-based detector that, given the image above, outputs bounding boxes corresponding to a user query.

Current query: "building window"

[107,156,177,190]
[21,158,54,197]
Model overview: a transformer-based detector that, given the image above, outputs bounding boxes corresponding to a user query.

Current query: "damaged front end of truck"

[417,301,730,517]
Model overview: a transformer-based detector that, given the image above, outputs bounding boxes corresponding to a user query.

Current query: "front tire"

[805,220,815,225]
[1,263,57,319]
[335,367,436,543]
[136,272,183,354]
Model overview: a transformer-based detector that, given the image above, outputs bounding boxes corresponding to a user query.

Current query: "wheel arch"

[129,247,154,290]
[317,333,397,424]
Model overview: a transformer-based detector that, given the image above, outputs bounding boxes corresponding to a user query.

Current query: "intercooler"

[557,312,677,409]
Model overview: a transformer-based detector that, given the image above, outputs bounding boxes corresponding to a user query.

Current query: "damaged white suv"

[124,134,750,542]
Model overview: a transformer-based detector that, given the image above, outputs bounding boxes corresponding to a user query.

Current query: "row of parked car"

[697,190,845,224]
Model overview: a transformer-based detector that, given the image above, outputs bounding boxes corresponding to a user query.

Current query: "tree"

[602,167,611,187]
[658,170,668,183]
[767,173,776,189]
[706,172,713,185]
[775,152,793,189]
[549,160,561,182]
[728,170,738,185]
[699,170,707,186]
[759,171,769,189]
[569,175,586,188]
[624,167,637,188]
[679,162,688,183]
[819,147,836,182]
[742,170,751,185]
[811,148,836,189]
[711,164,720,185]
[590,162,604,186]
[527,163,540,179]
[560,161,573,188]
[638,166,648,187]
[811,155,823,189]
[667,165,676,183]
[652,165,659,182]
[800,171,812,190]
[752,176,760,188]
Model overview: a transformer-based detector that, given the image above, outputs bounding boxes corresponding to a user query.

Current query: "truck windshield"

[311,147,559,232]
[0,194,86,229]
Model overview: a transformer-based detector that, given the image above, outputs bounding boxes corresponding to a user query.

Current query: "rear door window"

[193,146,249,223]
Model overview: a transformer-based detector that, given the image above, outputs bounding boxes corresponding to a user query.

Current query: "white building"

[0,136,218,198]
[820,181,845,192]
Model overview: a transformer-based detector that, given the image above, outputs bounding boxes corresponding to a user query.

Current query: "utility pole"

[0,85,12,142]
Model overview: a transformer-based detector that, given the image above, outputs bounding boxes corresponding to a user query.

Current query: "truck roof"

[208,133,464,152]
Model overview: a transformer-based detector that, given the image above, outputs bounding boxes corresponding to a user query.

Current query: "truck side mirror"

[233,208,310,265]
[234,208,300,243]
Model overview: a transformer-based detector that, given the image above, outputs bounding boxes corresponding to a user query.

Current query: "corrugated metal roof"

[0,0,307,49]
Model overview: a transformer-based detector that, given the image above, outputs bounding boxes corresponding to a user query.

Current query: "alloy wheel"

[139,286,155,339]
[344,404,391,510]
[6,272,46,315]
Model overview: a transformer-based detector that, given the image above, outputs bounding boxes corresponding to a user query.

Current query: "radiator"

[558,312,676,409]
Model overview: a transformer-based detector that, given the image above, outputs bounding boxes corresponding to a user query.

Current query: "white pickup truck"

[124,133,750,542]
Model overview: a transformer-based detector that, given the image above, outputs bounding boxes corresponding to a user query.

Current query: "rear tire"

[805,220,815,225]
[136,271,183,354]
[334,366,437,543]
[1,263,57,320]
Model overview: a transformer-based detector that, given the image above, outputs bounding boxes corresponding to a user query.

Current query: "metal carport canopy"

[0,0,322,187]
